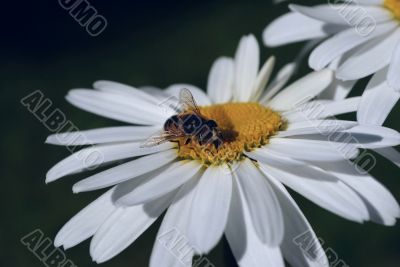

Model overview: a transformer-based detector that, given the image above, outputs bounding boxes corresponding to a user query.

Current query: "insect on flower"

[141,88,228,149]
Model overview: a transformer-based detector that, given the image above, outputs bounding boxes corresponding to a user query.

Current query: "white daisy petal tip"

[93,256,108,264]
[45,134,74,147]
[62,242,75,250]
[114,194,143,207]
[263,11,334,47]
[317,68,334,80]
[45,135,55,144]
[262,27,275,47]
[114,198,128,207]
[335,69,355,82]
[267,55,276,63]
[45,172,56,184]
[72,184,83,194]
[72,181,95,194]
[46,166,68,184]
[53,236,63,248]
[93,80,128,91]
[58,238,77,251]
[315,68,335,90]
[66,89,83,100]
[242,33,257,42]
[92,80,108,89]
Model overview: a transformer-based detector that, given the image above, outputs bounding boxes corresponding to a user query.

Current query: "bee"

[141,88,224,149]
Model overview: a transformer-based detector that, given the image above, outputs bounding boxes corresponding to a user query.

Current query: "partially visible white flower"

[46,35,400,266]
[263,0,400,127]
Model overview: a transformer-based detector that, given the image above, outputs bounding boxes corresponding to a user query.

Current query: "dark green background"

[2,0,399,266]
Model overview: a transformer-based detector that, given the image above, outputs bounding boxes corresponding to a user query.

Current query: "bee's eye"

[206,120,218,128]
[163,116,179,130]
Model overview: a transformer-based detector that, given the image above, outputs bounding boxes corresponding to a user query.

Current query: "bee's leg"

[172,140,180,146]
[197,138,203,145]
[213,138,223,149]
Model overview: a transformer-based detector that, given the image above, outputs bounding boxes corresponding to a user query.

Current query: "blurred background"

[2,0,399,266]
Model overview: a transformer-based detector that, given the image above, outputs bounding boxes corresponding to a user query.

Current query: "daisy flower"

[46,34,400,266]
[263,0,400,127]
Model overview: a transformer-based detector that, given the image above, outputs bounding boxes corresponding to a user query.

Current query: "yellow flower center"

[385,0,400,20]
[176,103,284,165]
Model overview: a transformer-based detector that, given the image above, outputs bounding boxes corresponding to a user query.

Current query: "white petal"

[246,149,305,168]
[284,97,360,122]
[290,4,391,25]
[93,80,162,105]
[319,78,357,100]
[90,192,176,263]
[54,188,117,249]
[251,56,275,101]
[166,84,211,106]
[309,22,397,70]
[267,69,334,111]
[187,165,232,254]
[278,125,400,149]
[66,89,170,125]
[263,12,342,47]
[346,0,383,4]
[358,68,400,125]
[337,29,400,80]
[374,147,400,167]
[259,164,369,222]
[207,57,234,103]
[46,142,174,183]
[265,137,359,161]
[46,126,160,146]
[260,63,296,103]
[264,174,329,267]
[235,159,284,246]
[314,161,400,225]
[139,86,170,100]
[225,176,285,267]
[344,125,400,148]
[116,161,202,206]
[277,120,357,137]
[72,150,177,193]
[388,37,400,91]
[150,178,199,267]
[234,34,260,102]
[328,47,355,71]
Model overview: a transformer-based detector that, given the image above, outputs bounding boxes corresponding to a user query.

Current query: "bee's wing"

[140,129,184,148]
[179,88,201,115]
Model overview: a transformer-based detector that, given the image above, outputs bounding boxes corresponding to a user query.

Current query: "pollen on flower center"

[385,0,400,20]
[176,102,284,165]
